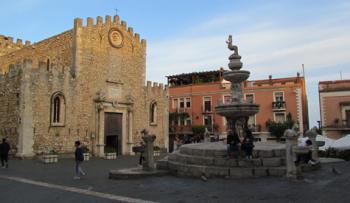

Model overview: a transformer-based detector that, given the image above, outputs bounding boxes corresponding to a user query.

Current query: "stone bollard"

[284,124,299,179]
[141,129,156,171]
[306,127,319,162]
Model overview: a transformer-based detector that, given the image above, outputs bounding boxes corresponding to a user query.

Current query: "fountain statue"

[215,35,259,138]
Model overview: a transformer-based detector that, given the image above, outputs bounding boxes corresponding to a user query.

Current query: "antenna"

[115,9,118,15]
[340,71,343,80]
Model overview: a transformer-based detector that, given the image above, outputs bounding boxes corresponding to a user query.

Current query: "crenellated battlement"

[73,15,146,47]
[0,35,31,48]
[0,35,31,57]
[146,80,168,96]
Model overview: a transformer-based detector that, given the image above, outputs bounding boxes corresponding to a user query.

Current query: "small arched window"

[150,101,157,125]
[51,92,66,126]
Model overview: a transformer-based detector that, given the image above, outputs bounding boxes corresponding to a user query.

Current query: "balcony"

[272,101,286,111]
[324,120,350,131]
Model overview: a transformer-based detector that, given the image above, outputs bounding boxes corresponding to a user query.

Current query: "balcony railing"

[325,120,350,130]
[272,101,286,111]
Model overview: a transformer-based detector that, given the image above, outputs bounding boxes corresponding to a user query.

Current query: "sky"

[1,0,350,127]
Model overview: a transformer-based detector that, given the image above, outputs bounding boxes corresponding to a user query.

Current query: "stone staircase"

[157,142,288,178]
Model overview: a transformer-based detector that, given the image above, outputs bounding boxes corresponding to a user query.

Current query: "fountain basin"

[223,70,250,83]
[215,103,259,118]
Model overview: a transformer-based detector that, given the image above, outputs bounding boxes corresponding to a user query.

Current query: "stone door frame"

[95,102,133,157]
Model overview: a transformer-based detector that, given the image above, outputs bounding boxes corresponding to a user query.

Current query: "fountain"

[157,36,290,178]
[215,35,259,137]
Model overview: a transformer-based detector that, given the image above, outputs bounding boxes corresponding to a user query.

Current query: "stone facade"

[0,15,169,157]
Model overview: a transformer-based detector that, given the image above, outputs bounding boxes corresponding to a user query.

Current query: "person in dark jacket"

[227,130,241,159]
[0,138,10,168]
[74,141,85,179]
[241,131,255,160]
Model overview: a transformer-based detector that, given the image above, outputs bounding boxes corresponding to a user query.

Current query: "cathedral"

[0,15,169,157]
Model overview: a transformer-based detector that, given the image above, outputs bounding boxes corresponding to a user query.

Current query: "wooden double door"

[104,113,123,155]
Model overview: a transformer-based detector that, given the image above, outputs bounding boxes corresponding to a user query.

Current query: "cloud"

[147,3,350,82]
[146,1,350,126]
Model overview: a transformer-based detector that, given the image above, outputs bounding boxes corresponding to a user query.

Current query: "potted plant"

[104,147,117,159]
[81,146,90,161]
[153,146,161,156]
[41,149,58,164]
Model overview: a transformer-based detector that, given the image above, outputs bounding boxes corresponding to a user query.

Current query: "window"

[51,92,65,126]
[245,94,254,103]
[150,101,157,125]
[203,97,211,112]
[274,92,284,102]
[274,112,286,123]
[224,95,231,104]
[185,98,191,108]
[179,98,185,108]
[185,117,192,126]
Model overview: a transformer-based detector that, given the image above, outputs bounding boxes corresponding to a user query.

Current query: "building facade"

[0,15,168,157]
[167,69,308,145]
[319,79,350,139]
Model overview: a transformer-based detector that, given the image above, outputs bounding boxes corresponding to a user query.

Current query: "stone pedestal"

[284,125,299,179]
[142,131,156,171]
[306,127,319,162]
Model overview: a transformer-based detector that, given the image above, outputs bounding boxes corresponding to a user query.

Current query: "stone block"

[252,150,259,158]
[252,159,262,167]
[273,149,286,157]
[254,168,268,177]
[205,166,229,177]
[238,160,255,167]
[258,150,274,158]
[156,160,168,170]
[269,167,286,177]
[262,158,282,167]
[229,168,253,178]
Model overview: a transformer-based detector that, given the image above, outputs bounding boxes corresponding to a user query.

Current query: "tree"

[266,112,295,140]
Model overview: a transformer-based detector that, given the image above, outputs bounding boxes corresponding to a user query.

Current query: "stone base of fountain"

[157,142,289,178]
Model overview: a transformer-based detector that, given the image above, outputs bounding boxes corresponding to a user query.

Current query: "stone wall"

[0,65,22,153]
[0,31,73,74]
[0,35,31,57]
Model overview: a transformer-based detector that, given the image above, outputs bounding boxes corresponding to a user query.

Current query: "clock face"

[108,28,123,48]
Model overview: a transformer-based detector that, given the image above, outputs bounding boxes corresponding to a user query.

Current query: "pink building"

[319,79,350,139]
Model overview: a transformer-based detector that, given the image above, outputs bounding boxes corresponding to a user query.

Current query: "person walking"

[0,138,10,168]
[74,141,86,179]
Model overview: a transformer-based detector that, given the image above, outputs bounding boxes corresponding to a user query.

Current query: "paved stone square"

[0,156,350,203]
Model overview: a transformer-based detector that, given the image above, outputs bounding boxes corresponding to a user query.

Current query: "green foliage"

[192,125,206,135]
[153,146,161,151]
[266,113,295,139]
[48,149,57,155]
[319,148,350,161]
[104,147,116,153]
[81,146,89,153]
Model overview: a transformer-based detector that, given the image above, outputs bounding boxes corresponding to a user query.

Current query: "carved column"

[127,109,133,154]
[142,130,156,171]
[96,104,105,157]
